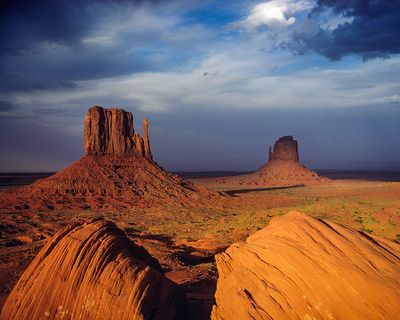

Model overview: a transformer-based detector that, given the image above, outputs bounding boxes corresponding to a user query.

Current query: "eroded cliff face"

[0,218,187,320]
[84,106,152,159]
[212,212,400,320]
[268,135,299,162]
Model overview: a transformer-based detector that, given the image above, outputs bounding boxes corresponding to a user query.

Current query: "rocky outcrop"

[3,155,218,209]
[84,106,152,159]
[143,118,152,160]
[84,106,134,156]
[254,135,327,184]
[207,136,327,186]
[0,106,221,210]
[212,211,400,320]
[0,218,187,320]
[254,159,325,184]
[268,136,299,162]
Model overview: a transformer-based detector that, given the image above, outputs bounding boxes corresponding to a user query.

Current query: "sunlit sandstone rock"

[0,218,187,320]
[212,211,400,320]
[84,106,152,159]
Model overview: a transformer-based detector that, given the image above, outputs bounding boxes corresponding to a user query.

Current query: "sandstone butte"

[208,136,328,186]
[0,218,187,320]
[211,211,400,320]
[0,106,220,210]
[84,106,153,159]
[254,136,328,183]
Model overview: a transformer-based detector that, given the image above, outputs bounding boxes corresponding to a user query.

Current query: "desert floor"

[1,178,400,319]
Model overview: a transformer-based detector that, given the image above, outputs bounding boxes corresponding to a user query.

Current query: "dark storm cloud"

[0,0,183,92]
[0,0,172,54]
[0,100,17,112]
[0,72,77,92]
[0,51,152,90]
[286,0,400,60]
[1,0,86,54]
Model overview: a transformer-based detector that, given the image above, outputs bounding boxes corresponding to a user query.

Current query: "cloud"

[0,0,214,92]
[285,0,400,60]
[11,48,400,116]
[0,0,181,54]
[242,0,315,31]
[203,71,218,77]
[0,72,77,92]
[1,30,400,171]
[0,100,17,112]
[386,94,400,104]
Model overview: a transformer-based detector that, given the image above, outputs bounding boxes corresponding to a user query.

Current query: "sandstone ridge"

[212,211,400,320]
[0,218,186,320]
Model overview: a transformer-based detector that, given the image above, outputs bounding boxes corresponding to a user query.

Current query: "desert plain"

[1,112,399,319]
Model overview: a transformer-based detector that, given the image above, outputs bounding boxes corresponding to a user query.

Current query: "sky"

[1,0,400,172]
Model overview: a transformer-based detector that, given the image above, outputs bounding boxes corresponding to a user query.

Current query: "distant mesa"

[211,211,400,320]
[0,106,221,210]
[208,135,328,186]
[0,218,187,320]
[255,135,327,184]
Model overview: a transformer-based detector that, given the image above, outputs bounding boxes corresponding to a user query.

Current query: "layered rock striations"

[0,106,220,210]
[84,106,152,159]
[212,211,400,320]
[0,218,186,320]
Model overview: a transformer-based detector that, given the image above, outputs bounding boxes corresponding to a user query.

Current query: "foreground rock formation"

[212,211,400,320]
[0,218,186,320]
[0,106,220,210]
[204,136,327,186]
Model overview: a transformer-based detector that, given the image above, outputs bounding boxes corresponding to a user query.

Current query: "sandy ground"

[1,178,400,319]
